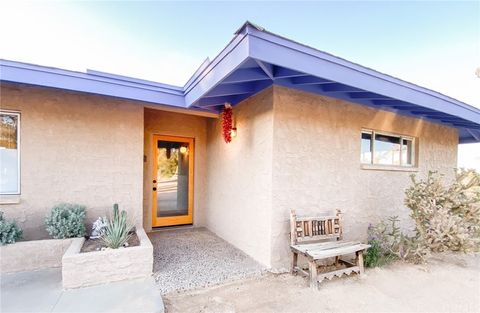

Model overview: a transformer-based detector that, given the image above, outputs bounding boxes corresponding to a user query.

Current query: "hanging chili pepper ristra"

[222,103,233,143]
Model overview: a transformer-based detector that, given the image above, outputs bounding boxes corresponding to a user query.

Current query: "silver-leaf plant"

[45,203,86,239]
[0,211,23,245]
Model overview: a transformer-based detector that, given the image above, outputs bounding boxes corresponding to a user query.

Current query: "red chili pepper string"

[222,106,233,143]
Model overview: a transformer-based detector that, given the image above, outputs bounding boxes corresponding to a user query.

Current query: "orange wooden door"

[152,135,194,227]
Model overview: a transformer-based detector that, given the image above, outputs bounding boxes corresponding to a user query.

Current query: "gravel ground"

[165,253,480,313]
[148,227,265,294]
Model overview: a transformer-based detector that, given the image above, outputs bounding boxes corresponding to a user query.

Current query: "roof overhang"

[184,22,480,143]
[1,21,479,143]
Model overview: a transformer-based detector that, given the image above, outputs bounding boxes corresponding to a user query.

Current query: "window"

[361,129,415,167]
[0,111,20,194]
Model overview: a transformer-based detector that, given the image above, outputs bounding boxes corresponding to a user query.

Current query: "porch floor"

[148,227,265,294]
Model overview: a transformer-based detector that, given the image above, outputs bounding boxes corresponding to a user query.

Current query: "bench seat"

[290,210,370,289]
[291,241,370,260]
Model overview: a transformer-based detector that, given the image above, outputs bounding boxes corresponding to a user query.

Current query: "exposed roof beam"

[204,83,255,98]
[195,94,245,107]
[349,92,389,99]
[290,76,332,85]
[222,68,270,84]
[467,129,480,141]
[273,67,306,78]
[391,106,418,110]
[254,59,274,79]
[410,111,445,115]
[321,83,363,92]
[372,100,414,107]
[444,122,480,129]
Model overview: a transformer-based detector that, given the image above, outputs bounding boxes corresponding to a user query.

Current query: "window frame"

[0,110,21,195]
[361,129,416,168]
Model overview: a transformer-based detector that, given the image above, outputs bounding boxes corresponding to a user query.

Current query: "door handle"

[153,179,157,183]
[153,187,157,191]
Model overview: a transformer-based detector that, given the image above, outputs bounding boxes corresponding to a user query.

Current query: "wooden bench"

[290,209,370,288]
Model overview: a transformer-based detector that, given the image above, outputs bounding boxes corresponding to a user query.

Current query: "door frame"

[151,134,194,227]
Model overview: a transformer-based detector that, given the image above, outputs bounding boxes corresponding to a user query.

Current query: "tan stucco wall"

[270,86,458,270]
[204,88,274,266]
[143,108,208,231]
[0,84,144,239]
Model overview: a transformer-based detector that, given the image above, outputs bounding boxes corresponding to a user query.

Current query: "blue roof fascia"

[86,69,184,92]
[183,31,250,106]
[245,26,480,125]
[0,59,186,108]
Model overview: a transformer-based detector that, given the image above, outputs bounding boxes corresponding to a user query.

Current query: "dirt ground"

[164,253,480,313]
[80,232,140,252]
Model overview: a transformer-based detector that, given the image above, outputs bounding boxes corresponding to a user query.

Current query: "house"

[1,22,479,270]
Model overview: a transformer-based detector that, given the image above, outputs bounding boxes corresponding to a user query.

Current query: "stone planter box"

[1,238,73,273]
[62,227,153,289]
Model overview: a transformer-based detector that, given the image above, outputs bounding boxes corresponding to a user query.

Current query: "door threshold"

[149,224,194,232]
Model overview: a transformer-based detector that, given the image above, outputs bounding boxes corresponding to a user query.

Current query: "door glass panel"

[156,140,189,217]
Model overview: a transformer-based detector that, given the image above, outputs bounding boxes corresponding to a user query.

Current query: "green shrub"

[0,211,23,245]
[45,203,86,239]
[365,217,405,267]
[101,204,133,249]
[364,239,382,268]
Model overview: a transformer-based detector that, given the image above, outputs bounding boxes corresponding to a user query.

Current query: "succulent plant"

[101,204,133,249]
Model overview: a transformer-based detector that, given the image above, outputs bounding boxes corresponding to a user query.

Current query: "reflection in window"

[0,111,20,194]
[360,129,415,167]
[361,132,373,164]
[374,133,401,165]
[156,141,189,217]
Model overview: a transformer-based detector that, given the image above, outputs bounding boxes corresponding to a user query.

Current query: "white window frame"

[0,110,21,195]
[361,129,415,168]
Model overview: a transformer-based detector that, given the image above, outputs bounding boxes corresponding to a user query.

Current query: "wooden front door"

[152,135,194,227]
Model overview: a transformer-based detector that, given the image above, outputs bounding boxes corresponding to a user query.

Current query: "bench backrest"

[290,209,343,245]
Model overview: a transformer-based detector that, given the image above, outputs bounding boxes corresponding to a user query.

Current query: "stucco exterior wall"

[270,86,458,270]
[0,84,144,240]
[204,88,274,266]
[143,108,208,231]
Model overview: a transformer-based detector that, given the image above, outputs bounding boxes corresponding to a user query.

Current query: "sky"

[1,1,479,170]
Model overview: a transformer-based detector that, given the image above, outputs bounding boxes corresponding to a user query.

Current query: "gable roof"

[1,21,479,143]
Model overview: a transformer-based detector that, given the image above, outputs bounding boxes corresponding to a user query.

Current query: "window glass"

[374,133,401,165]
[0,112,20,194]
[402,138,413,165]
[361,131,372,164]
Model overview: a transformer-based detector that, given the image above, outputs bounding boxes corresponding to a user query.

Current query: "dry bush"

[405,169,480,254]
[366,169,479,266]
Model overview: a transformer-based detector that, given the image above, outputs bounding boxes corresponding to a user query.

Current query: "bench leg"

[356,251,365,275]
[308,260,318,289]
[291,252,298,274]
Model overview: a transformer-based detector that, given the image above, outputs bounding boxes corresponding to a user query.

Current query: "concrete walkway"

[149,227,265,294]
[1,268,164,313]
